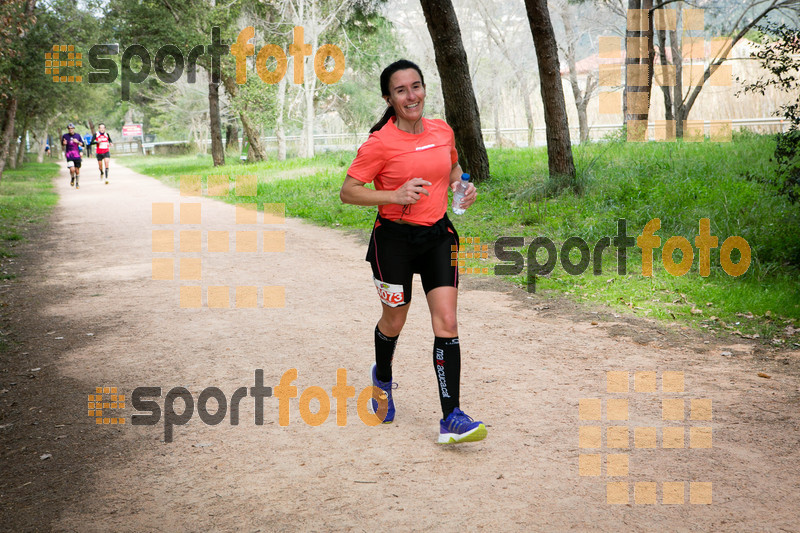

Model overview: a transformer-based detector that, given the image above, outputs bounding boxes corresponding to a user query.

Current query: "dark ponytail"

[370,107,396,134]
[369,59,425,134]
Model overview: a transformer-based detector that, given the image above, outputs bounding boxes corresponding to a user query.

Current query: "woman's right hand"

[394,177,431,205]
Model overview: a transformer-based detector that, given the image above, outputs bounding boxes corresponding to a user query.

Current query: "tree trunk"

[493,98,501,147]
[656,23,673,122]
[208,76,225,166]
[276,75,287,161]
[419,0,490,183]
[51,132,60,159]
[560,6,589,143]
[623,0,654,140]
[480,3,535,148]
[670,18,683,137]
[576,91,590,143]
[16,126,27,167]
[676,0,778,139]
[566,61,591,144]
[225,122,238,152]
[221,74,266,162]
[36,129,47,163]
[240,112,266,162]
[523,0,576,180]
[301,17,318,159]
[8,123,18,170]
[522,82,535,147]
[302,73,316,158]
[0,95,18,183]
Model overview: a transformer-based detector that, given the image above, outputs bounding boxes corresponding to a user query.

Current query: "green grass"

[0,160,59,354]
[0,161,59,258]
[124,135,800,344]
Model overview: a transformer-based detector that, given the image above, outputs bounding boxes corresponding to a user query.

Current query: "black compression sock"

[433,336,461,419]
[105,168,108,178]
[375,325,399,382]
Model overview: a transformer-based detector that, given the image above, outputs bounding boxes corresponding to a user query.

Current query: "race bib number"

[66,160,74,168]
[373,278,405,307]
[99,141,109,149]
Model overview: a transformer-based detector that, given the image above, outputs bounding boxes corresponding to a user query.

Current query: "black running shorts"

[66,157,81,168]
[96,152,110,161]
[366,214,459,307]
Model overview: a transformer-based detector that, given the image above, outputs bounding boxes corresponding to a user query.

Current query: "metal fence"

[135,117,789,155]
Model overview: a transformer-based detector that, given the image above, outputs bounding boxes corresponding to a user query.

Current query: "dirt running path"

[2,162,800,532]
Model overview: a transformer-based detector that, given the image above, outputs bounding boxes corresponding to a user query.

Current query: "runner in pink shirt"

[61,123,85,189]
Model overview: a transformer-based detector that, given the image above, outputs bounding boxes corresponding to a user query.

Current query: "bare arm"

[449,162,463,187]
[340,175,431,206]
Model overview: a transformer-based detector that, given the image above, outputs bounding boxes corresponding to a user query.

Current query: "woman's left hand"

[451,181,477,209]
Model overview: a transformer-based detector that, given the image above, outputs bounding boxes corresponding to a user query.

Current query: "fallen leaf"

[691,308,703,315]
[591,321,598,325]
[757,372,771,379]
[40,453,52,460]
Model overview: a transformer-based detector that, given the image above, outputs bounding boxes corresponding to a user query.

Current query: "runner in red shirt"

[90,123,113,184]
[340,60,485,444]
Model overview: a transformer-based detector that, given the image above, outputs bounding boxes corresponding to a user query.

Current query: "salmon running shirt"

[347,116,458,226]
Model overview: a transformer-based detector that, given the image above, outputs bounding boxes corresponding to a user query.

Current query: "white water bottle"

[452,173,470,215]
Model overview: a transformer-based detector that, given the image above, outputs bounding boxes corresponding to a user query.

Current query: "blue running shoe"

[437,407,487,444]
[370,363,397,423]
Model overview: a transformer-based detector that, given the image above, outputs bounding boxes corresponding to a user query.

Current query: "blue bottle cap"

[461,173,470,181]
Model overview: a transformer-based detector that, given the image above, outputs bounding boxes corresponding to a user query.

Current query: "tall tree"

[419,0,490,183]
[554,0,598,143]
[476,0,538,147]
[0,0,36,183]
[110,0,234,164]
[663,0,799,138]
[523,0,576,182]
[592,0,800,138]
[622,0,655,140]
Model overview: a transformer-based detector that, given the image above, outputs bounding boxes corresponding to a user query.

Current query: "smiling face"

[384,68,425,129]
[98,124,105,133]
